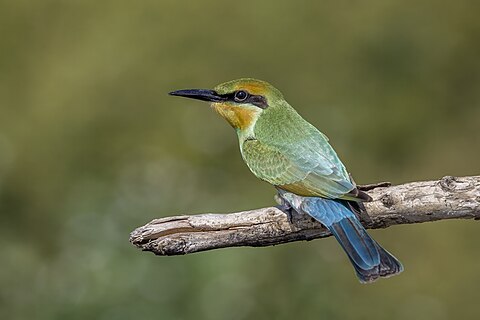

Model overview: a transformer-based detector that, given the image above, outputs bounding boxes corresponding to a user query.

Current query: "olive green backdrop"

[1,0,479,319]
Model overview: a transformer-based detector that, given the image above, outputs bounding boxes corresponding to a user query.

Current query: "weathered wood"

[130,175,480,256]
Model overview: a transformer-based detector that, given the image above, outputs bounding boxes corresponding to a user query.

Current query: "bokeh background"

[1,0,479,319]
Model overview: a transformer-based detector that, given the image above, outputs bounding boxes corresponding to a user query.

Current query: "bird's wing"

[241,139,306,185]
[241,139,355,199]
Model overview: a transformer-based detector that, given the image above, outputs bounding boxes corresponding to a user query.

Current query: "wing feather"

[241,139,355,198]
[241,103,362,199]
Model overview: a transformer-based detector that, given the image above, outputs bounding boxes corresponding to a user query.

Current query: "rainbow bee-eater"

[170,78,403,283]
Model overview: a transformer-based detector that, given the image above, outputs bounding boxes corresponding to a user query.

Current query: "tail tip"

[356,255,404,284]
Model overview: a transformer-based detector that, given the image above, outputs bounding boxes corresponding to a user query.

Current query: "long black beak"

[169,89,225,102]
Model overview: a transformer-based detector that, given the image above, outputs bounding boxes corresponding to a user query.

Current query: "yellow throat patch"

[212,102,259,130]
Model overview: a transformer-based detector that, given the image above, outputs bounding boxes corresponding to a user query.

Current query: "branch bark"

[130,175,480,256]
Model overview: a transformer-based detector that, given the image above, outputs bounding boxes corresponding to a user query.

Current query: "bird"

[169,78,403,283]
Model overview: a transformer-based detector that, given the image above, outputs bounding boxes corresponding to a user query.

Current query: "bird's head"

[169,78,284,133]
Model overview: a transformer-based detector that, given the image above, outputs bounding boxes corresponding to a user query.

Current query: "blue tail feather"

[301,197,403,283]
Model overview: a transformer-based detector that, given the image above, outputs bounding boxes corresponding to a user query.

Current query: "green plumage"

[240,99,356,199]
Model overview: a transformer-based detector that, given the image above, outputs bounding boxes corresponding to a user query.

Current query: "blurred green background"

[1,0,479,319]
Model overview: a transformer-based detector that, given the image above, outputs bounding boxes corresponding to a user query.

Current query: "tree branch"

[130,175,480,255]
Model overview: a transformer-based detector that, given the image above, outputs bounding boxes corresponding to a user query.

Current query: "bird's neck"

[211,102,261,143]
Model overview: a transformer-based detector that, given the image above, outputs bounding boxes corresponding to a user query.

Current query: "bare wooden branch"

[130,175,480,255]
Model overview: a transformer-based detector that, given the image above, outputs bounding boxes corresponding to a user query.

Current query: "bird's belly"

[277,182,325,198]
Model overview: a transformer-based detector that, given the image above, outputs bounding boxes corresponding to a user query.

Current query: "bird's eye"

[234,90,248,102]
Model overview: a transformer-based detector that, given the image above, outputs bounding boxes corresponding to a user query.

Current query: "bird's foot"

[274,193,298,224]
[276,205,298,224]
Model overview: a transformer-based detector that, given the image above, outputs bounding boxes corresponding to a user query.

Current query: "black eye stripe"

[219,91,268,109]
[245,94,268,109]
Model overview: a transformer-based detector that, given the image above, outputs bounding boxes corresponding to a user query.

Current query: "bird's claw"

[274,193,298,224]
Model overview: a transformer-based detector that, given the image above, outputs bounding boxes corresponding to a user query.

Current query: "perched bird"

[169,78,403,283]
